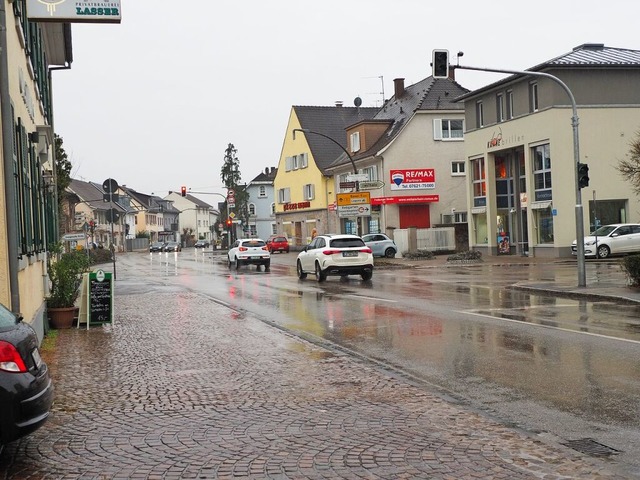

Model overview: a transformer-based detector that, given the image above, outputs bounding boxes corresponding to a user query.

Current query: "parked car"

[572,223,640,258]
[296,234,374,282]
[0,302,54,447]
[194,240,210,249]
[149,241,165,252]
[227,238,271,270]
[266,235,289,253]
[362,233,397,258]
[164,241,182,252]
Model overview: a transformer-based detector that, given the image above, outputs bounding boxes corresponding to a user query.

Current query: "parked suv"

[296,234,374,282]
[572,223,640,258]
[266,235,289,253]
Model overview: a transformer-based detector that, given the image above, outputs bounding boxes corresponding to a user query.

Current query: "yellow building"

[0,3,72,339]
[274,104,377,246]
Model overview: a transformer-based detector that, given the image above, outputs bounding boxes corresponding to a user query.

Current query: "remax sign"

[389,169,436,191]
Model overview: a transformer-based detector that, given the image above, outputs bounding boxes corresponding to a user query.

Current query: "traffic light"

[432,49,449,79]
[577,162,590,189]
[181,185,187,197]
[225,217,232,227]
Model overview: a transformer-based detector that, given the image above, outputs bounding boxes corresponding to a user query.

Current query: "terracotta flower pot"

[48,306,76,329]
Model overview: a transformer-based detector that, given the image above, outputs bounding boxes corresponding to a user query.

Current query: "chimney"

[335,101,343,107]
[265,167,268,175]
[393,78,405,99]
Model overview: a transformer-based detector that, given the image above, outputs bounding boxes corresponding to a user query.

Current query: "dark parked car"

[194,240,210,248]
[149,241,165,252]
[164,241,182,252]
[266,235,289,253]
[0,302,54,446]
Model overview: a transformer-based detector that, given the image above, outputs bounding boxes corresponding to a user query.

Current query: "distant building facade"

[246,167,277,240]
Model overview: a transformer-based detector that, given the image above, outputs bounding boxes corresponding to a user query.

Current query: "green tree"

[220,143,249,236]
[55,134,72,207]
[617,132,640,195]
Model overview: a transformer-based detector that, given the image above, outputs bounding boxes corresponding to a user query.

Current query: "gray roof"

[457,43,640,100]
[294,105,378,174]
[68,178,124,212]
[328,76,470,168]
[250,167,277,184]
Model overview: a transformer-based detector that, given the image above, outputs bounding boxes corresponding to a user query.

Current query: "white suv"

[572,223,640,258]
[296,234,374,281]
[227,238,271,270]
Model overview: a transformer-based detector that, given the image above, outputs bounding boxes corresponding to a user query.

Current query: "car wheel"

[227,256,232,268]
[384,247,396,258]
[297,261,307,279]
[315,262,327,282]
[235,258,242,270]
[597,245,611,259]
[361,270,373,281]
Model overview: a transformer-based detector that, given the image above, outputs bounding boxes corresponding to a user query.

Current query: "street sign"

[337,192,370,206]
[62,233,87,241]
[337,204,371,217]
[102,178,119,194]
[339,181,357,189]
[346,174,369,182]
[358,180,385,190]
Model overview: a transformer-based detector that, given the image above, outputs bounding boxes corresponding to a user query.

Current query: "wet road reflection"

[121,252,640,457]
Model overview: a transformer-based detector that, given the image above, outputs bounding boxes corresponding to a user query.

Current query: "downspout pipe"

[0,1,21,313]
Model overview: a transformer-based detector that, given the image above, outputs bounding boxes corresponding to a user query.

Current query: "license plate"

[32,348,42,368]
[342,251,358,257]
[251,256,261,260]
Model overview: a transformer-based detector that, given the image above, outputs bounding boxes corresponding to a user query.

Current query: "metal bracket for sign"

[78,269,114,329]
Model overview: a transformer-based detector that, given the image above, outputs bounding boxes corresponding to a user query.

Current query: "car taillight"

[0,341,27,373]
[262,246,269,251]
[239,247,248,251]
[360,247,372,253]
[322,249,342,255]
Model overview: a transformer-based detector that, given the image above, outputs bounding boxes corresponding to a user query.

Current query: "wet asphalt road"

[0,250,635,479]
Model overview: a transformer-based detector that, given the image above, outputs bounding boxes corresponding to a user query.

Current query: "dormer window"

[350,132,361,153]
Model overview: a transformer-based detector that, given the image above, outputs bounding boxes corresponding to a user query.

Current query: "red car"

[266,235,289,253]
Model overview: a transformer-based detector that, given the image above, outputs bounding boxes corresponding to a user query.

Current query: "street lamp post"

[454,63,587,287]
[292,128,362,235]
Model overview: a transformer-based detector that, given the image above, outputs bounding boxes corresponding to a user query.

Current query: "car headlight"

[585,240,596,246]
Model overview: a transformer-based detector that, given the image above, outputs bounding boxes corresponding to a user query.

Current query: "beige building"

[458,43,640,257]
[0,3,72,338]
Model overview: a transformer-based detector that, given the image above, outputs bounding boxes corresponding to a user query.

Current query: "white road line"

[343,294,397,303]
[462,310,640,345]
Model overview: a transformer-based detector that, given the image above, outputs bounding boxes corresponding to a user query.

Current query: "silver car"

[362,233,397,258]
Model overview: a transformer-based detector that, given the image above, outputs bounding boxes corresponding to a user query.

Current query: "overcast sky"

[52,0,640,202]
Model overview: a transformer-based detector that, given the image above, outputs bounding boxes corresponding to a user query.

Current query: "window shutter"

[284,188,291,203]
[285,156,292,172]
[310,184,315,200]
[301,153,308,168]
[433,119,443,140]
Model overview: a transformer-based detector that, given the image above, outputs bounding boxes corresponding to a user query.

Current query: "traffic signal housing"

[181,185,187,197]
[432,49,449,79]
[577,162,590,189]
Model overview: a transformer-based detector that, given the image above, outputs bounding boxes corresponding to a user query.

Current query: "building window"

[496,94,504,123]
[533,144,552,201]
[472,157,486,207]
[529,82,539,113]
[454,212,468,223]
[300,153,308,168]
[258,186,266,197]
[271,203,276,215]
[248,203,256,216]
[534,207,554,244]
[434,119,464,140]
[277,188,290,204]
[271,223,277,235]
[507,90,514,119]
[350,132,360,152]
[249,225,257,236]
[360,165,377,180]
[303,184,315,201]
[476,101,484,128]
[451,161,465,176]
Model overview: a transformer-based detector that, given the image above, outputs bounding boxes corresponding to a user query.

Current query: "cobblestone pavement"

[0,288,626,479]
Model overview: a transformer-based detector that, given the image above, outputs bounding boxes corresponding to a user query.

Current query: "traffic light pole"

[453,63,587,287]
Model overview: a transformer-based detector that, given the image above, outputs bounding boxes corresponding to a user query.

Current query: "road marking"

[343,294,397,303]
[462,310,640,345]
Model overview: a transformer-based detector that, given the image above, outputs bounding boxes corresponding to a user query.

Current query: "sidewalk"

[377,253,640,304]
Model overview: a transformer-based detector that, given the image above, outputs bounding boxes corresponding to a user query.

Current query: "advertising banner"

[27,0,122,23]
[389,169,436,190]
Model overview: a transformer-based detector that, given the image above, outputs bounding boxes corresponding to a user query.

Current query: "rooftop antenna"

[363,75,385,106]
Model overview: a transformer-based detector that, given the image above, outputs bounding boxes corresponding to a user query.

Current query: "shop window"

[534,207,554,244]
[474,213,488,244]
[533,144,552,201]
[472,157,486,207]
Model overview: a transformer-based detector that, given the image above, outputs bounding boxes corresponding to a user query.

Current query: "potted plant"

[47,245,90,328]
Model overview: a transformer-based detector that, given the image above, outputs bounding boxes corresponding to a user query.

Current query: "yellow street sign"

[337,192,370,206]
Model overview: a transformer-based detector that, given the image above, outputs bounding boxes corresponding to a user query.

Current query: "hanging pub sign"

[26,0,122,23]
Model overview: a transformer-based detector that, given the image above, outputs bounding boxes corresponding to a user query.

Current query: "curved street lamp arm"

[292,128,358,175]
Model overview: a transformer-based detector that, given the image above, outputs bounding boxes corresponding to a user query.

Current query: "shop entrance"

[495,150,527,255]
